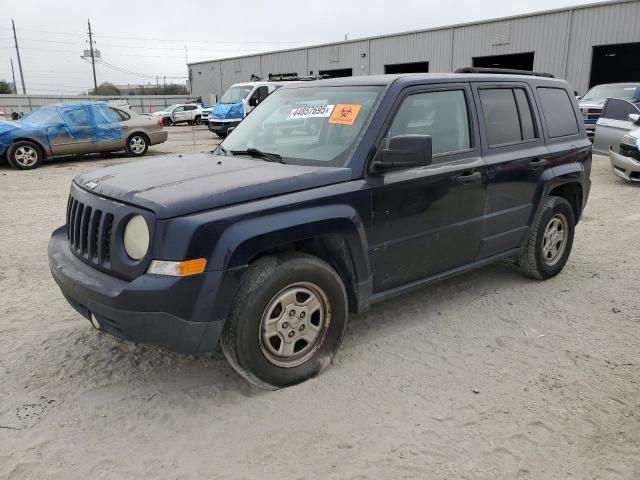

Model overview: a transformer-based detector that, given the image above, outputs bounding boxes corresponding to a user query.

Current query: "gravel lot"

[1,125,639,480]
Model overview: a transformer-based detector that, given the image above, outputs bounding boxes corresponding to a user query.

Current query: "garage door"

[589,43,640,88]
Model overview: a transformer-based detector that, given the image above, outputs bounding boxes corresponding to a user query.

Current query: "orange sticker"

[328,104,361,125]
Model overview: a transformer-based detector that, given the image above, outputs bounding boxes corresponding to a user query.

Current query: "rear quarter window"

[537,87,579,138]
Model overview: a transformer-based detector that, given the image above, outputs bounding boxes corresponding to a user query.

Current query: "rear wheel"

[7,141,43,170]
[515,196,575,280]
[125,134,149,157]
[221,253,348,389]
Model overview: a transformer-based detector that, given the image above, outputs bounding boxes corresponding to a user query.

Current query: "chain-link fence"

[0,94,199,117]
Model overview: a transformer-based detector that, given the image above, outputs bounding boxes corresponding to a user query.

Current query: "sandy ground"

[0,125,639,480]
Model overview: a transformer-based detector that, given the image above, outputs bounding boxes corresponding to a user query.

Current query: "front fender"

[212,204,370,277]
[197,203,372,327]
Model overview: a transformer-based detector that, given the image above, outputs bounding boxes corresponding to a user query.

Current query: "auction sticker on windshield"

[329,104,361,125]
[287,104,335,120]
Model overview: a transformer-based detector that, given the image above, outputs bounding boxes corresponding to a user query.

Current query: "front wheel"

[162,117,172,127]
[221,253,348,389]
[125,134,149,157]
[515,196,575,280]
[193,115,202,125]
[7,140,43,170]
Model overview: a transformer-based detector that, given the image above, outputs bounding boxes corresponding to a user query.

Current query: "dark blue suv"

[48,69,592,389]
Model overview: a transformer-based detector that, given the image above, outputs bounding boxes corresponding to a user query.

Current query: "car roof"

[589,82,640,88]
[279,73,568,89]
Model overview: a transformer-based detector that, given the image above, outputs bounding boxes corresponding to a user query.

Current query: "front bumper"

[208,120,240,136]
[609,147,640,182]
[48,226,225,353]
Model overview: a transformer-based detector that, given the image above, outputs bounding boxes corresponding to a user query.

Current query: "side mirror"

[248,97,260,107]
[372,134,432,173]
[629,113,640,124]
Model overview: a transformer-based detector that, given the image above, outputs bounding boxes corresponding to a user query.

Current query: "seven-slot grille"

[66,195,114,265]
[620,143,640,162]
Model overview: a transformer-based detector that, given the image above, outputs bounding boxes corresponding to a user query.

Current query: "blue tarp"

[211,102,244,121]
[0,102,123,156]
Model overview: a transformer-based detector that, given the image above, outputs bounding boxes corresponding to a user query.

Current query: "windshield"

[220,85,254,104]
[221,86,382,167]
[20,107,63,126]
[582,85,638,101]
[165,104,181,112]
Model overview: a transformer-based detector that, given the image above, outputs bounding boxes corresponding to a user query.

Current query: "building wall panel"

[369,29,453,73]
[566,1,640,92]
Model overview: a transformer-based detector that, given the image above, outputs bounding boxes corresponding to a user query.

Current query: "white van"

[207,81,287,138]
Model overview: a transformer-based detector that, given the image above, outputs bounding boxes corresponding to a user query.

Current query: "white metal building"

[188,0,640,101]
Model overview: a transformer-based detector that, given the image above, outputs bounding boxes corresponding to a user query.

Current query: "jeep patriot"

[48,69,592,389]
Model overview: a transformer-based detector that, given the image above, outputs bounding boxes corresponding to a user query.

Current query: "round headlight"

[123,215,149,261]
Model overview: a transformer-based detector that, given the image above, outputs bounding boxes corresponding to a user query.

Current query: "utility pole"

[10,58,18,94]
[156,75,159,95]
[87,19,98,93]
[12,20,26,94]
[163,75,166,94]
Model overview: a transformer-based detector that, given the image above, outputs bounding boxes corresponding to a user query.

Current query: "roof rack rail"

[454,67,555,78]
[267,72,328,82]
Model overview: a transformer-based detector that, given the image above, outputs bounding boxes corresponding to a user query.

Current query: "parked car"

[593,97,640,155]
[578,83,640,139]
[200,106,213,125]
[48,69,591,389]
[0,102,167,170]
[152,103,203,126]
[604,111,640,182]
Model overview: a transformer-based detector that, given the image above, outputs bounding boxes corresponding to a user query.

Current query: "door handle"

[528,158,548,170]
[455,171,482,184]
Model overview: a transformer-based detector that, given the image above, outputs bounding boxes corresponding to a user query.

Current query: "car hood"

[579,99,606,109]
[0,121,23,136]
[73,153,352,219]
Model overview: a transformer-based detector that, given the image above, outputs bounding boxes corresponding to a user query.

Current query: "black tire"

[193,115,202,125]
[216,131,227,139]
[221,253,349,389]
[187,120,194,126]
[125,133,149,157]
[7,140,43,170]
[162,117,172,127]
[515,196,575,280]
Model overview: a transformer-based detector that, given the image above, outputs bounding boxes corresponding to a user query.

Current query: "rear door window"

[537,87,579,138]
[479,88,538,147]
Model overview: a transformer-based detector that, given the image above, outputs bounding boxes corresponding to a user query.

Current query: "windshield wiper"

[231,148,286,164]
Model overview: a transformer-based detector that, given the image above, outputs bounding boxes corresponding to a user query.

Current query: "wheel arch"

[548,182,583,224]
[10,137,48,160]
[209,206,373,315]
[127,131,150,144]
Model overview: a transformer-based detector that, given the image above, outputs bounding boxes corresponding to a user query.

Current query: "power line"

[13,27,307,44]
[11,36,284,52]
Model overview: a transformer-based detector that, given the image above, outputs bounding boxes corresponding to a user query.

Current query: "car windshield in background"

[220,86,254,104]
[582,85,638,101]
[221,86,382,167]
[20,107,63,125]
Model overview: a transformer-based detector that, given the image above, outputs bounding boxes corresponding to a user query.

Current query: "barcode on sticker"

[287,105,335,120]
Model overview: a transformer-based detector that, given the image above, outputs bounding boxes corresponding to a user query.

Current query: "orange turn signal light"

[147,258,207,277]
